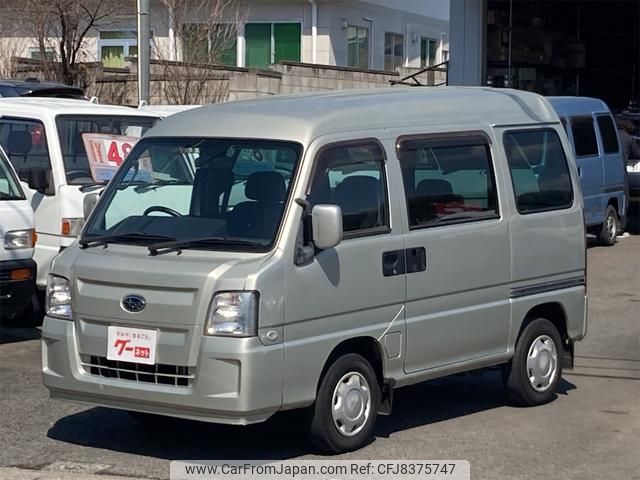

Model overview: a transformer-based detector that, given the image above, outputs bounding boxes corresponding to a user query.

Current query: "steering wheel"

[143,206,183,217]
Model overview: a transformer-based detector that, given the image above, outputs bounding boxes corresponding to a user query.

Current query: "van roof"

[0,97,160,119]
[146,87,560,143]
[546,96,611,116]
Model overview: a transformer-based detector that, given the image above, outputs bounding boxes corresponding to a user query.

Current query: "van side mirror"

[83,192,100,220]
[27,168,49,192]
[312,204,343,250]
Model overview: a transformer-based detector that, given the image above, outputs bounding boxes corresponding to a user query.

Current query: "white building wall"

[448,0,484,85]
[0,0,448,73]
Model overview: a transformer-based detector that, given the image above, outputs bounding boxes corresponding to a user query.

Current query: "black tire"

[306,353,380,453]
[503,318,563,406]
[597,205,618,246]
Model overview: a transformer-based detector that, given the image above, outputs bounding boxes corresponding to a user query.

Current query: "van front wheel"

[503,318,563,406]
[306,353,379,453]
[597,205,618,246]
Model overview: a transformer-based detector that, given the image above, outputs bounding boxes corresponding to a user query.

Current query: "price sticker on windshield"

[82,133,142,182]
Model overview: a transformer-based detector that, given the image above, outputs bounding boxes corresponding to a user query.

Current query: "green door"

[245,23,271,68]
[274,23,301,63]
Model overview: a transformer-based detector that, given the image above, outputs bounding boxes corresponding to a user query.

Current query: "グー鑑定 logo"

[121,295,146,313]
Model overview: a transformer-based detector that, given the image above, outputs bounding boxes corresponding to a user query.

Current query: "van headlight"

[204,291,258,337]
[4,229,36,249]
[46,275,73,319]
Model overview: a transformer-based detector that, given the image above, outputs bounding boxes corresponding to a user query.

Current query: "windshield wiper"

[148,237,264,256]
[79,182,106,193]
[134,179,191,193]
[79,232,176,249]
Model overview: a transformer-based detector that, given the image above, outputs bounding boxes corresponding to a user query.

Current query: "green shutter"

[274,23,300,64]
[245,23,271,68]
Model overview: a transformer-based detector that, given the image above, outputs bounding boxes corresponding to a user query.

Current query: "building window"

[442,50,449,62]
[99,30,138,68]
[384,33,404,71]
[180,23,237,66]
[30,48,56,61]
[245,23,301,69]
[347,25,369,69]
[420,38,438,67]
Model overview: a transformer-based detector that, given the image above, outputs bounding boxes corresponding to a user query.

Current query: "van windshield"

[56,115,158,185]
[83,137,302,251]
[0,149,25,200]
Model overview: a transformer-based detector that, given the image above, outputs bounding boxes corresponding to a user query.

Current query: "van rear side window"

[571,116,598,157]
[596,115,620,154]
[504,129,573,214]
[0,118,52,183]
[396,133,498,228]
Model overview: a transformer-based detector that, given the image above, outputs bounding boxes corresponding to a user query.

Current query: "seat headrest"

[7,131,33,155]
[334,175,381,210]
[416,179,453,196]
[245,171,286,202]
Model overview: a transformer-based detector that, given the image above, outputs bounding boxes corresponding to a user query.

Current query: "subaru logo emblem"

[122,295,146,313]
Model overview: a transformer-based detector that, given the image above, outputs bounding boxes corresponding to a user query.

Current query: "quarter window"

[596,115,620,154]
[397,134,498,228]
[504,129,573,214]
[0,118,52,183]
[571,116,598,157]
[308,141,388,235]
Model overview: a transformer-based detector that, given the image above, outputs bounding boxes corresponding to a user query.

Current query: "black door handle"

[382,249,406,277]
[407,246,427,273]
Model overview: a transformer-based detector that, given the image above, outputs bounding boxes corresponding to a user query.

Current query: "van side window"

[596,115,620,154]
[397,134,498,228]
[308,140,389,236]
[504,129,573,214]
[0,118,52,182]
[571,116,598,157]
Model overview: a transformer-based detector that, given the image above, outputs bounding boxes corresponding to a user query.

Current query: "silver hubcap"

[526,335,558,392]
[606,212,617,240]
[331,371,371,437]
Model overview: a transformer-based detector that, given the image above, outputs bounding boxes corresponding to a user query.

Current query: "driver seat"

[227,171,286,239]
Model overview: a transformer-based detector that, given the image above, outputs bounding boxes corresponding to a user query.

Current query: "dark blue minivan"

[548,97,627,246]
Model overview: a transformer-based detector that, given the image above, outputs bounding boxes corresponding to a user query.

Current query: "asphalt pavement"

[1,236,638,480]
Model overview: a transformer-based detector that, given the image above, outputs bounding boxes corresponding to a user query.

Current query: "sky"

[362,0,450,20]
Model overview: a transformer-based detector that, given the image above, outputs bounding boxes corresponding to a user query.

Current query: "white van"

[43,88,587,453]
[0,98,159,291]
[0,146,37,322]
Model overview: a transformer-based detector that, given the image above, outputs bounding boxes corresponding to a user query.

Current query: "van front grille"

[80,355,194,387]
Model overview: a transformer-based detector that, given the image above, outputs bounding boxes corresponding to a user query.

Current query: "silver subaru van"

[42,87,587,453]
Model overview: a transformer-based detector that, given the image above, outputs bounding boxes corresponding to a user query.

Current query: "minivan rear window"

[571,116,598,157]
[596,115,620,154]
[504,129,573,214]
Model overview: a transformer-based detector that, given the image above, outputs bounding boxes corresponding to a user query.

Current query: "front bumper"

[41,317,284,425]
[0,259,36,318]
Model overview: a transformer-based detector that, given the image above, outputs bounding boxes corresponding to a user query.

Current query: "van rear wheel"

[503,318,563,406]
[597,205,618,246]
[306,353,379,453]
